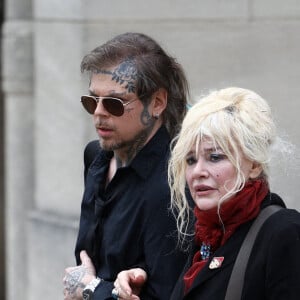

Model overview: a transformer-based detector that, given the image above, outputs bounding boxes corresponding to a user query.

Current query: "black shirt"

[75,126,188,299]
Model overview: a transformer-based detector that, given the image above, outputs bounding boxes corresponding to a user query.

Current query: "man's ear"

[152,88,168,116]
[249,162,263,179]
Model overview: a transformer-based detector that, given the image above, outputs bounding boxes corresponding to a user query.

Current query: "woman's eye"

[210,153,226,162]
[186,156,197,165]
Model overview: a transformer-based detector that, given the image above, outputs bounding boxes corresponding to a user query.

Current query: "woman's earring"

[154,113,159,120]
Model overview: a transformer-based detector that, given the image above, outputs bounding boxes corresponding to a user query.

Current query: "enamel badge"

[209,257,224,269]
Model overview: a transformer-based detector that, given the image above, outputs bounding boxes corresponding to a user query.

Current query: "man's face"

[88,61,156,160]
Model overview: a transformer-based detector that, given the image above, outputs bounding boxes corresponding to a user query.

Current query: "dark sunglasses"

[81,95,137,116]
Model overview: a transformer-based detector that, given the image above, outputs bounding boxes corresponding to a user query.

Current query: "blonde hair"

[168,87,276,245]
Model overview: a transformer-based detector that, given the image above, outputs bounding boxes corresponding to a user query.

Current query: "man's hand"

[113,268,147,300]
[63,250,96,300]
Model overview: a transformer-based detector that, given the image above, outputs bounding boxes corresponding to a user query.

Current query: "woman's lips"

[194,185,215,196]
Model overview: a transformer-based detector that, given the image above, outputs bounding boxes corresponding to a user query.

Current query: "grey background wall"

[2,1,300,299]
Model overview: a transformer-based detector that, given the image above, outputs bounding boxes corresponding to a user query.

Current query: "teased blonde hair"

[168,87,276,246]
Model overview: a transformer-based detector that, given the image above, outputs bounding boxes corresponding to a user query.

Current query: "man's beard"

[100,123,155,157]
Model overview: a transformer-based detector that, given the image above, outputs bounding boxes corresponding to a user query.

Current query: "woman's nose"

[193,158,209,178]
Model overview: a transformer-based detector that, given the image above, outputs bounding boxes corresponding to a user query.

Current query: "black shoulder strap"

[224,205,283,300]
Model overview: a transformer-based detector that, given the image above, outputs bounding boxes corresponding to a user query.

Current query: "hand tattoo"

[65,267,86,296]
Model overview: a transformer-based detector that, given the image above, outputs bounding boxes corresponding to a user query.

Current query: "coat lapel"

[184,222,251,298]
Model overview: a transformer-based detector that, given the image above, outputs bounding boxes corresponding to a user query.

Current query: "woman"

[112,87,300,300]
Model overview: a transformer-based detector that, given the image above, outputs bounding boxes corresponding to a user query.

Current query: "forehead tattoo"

[96,59,138,93]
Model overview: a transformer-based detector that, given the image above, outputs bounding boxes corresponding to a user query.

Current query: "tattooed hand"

[63,250,96,300]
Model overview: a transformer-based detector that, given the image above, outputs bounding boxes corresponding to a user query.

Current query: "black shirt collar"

[130,126,170,179]
[89,126,171,180]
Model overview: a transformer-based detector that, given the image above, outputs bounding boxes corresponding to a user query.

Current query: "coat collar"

[184,192,286,298]
[184,221,252,297]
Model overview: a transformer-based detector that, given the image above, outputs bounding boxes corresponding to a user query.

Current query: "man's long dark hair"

[81,32,189,139]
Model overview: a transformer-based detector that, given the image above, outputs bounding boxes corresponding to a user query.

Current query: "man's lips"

[97,126,112,131]
[96,126,113,137]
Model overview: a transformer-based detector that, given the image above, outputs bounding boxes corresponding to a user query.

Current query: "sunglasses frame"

[81,95,137,116]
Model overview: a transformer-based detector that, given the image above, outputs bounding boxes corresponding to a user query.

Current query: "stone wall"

[2,1,300,299]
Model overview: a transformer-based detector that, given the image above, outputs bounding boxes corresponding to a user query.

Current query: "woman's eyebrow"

[186,150,195,156]
[203,146,223,153]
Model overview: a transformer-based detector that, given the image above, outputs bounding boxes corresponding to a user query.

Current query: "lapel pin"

[209,257,224,269]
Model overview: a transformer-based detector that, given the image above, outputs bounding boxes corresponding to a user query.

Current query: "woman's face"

[185,139,256,211]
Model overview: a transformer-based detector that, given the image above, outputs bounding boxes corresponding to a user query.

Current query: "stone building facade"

[1,1,300,299]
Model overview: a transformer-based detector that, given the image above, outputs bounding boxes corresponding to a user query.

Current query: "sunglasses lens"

[81,96,97,114]
[102,98,124,116]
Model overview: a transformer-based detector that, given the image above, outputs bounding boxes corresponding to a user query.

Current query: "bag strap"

[224,205,282,300]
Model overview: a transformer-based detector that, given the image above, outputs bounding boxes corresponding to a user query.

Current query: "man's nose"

[94,99,108,116]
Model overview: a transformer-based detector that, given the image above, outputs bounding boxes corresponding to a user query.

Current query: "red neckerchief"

[183,179,269,293]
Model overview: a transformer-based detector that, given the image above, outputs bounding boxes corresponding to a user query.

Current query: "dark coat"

[171,193,300,300]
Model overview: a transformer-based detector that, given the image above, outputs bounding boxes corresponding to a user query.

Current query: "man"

[63,32,190,300]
